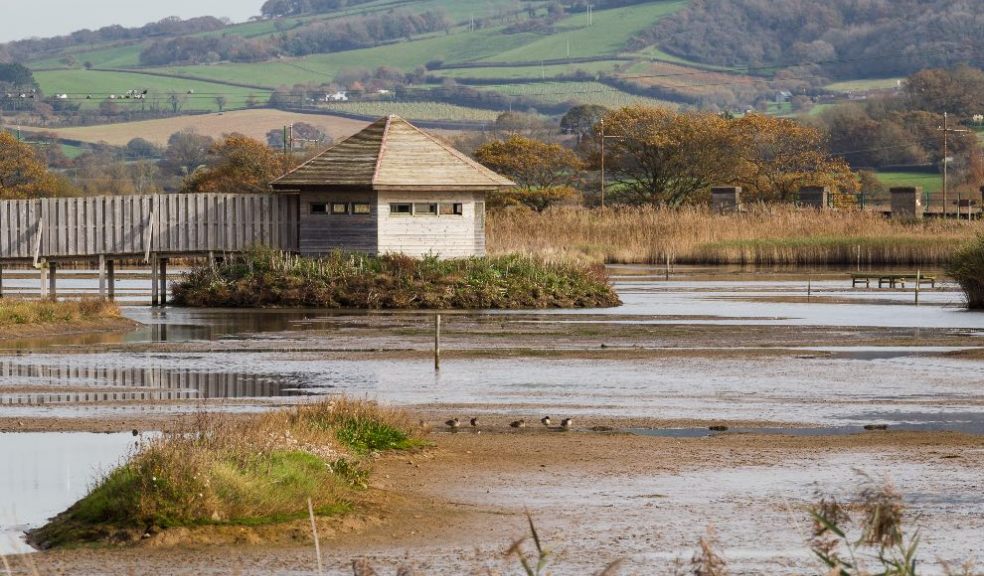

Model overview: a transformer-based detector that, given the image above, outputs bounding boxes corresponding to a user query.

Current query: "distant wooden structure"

[271,115,514,258]
[0,193,299,304]
[0,115,514,305]
[710,186,742,213]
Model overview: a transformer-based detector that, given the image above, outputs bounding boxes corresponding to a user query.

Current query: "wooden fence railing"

[0,193,299,262]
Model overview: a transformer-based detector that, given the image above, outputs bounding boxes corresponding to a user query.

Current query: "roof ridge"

[371,115,393,186]
[391,116,514,186]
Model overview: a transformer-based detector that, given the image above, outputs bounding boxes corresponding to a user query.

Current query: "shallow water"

[1,266,983,560]
[0,432,138,555]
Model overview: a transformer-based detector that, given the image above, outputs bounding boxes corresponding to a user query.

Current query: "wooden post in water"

[915,269,921,306]
[39,263,47,299]
[48,262,58,301]
[856,245,861,272]
[807,276,812,302]
[107,260,116,301]
[150,256,159,307]
[434,314,441,371]
[0,263,4,299]
[158,257,168,307]
[98,255,107,299]
[665,253,670,281]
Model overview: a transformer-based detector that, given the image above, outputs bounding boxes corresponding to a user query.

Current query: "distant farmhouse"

[271,115,515,258]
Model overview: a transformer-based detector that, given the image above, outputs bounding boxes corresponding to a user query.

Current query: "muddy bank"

[0,318,137,344]
[20,426,984,575]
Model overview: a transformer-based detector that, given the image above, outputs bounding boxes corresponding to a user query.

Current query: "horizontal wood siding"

[0,194,298,261]
[298,192,378,256]
[376,190,481,258]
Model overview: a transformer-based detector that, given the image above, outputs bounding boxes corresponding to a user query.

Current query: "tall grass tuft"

[945,235,984,309]
[28,399,425,549]
[0,299,121,328]
[170,249,621,309]
[488,206,977,266]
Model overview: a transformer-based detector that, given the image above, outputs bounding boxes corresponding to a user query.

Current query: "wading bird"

[510,419,526,429]
[541,416,551,427]
[445,417,460,430]
[561,418,573,430]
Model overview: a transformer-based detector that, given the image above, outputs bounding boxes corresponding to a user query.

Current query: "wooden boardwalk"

[0,193,299,304]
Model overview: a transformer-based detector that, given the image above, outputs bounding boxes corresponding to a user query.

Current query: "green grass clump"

[170,249,621,309]
[29,399,423,548]
[0,298,121,328]
[946,235,984,309]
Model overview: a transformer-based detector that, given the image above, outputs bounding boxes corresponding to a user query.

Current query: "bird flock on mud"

[443,415,573,432]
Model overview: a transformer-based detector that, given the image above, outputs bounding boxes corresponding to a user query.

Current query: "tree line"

[139,10,451,66]
[637,0,984,81]
[0,16,227,64]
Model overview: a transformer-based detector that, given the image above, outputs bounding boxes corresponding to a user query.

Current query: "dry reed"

[488,206,977,266]
[0,298,120,328]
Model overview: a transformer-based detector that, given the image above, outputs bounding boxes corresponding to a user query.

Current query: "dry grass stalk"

[691,527,728,576]
[488,206,977,266]
[0,298,120,328]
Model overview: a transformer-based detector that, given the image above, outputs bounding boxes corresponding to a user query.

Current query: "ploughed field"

[1,265,983,574]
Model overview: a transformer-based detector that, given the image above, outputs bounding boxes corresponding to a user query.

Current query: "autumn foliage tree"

[0,131,68,199]
[597,105,739,206]
[732,114,856,203]
[181,134,290,194]
[474,135,583,211]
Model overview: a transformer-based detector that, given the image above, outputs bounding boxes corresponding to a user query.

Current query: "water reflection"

[0,432,137,554]
[0,360,322,405]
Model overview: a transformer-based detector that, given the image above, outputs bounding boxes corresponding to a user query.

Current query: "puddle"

[628,420,984,438]
[0,432,139,554]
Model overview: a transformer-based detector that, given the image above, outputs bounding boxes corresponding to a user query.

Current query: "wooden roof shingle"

[271,115,515,190]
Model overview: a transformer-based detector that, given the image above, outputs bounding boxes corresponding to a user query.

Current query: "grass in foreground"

[29,398,425,549]
[0,298,121,328]
[170,250,621,309]
[488,206,977,266]
[946,235,984,309]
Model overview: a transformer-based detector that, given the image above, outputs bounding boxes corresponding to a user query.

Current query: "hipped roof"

[271,115,515,190]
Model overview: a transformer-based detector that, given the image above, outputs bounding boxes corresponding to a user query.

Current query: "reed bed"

[487,206,978,266]
[29,399,425,549]
[0,298,120,328]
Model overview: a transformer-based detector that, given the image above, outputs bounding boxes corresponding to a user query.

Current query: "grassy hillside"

[17,0,718,124]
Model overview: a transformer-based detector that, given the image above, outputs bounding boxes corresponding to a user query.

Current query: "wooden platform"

[0,193,299,263]
[0,193,300,305]
[850,273,937,289]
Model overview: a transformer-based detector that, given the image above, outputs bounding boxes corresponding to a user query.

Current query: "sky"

[0,0,259,43]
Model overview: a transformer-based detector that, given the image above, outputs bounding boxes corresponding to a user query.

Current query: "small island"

[171,250,622,309]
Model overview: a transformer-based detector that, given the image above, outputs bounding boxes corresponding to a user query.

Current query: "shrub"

[946,234,984,309]
[170,249,621,309]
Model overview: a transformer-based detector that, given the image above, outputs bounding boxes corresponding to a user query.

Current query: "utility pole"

[938,111,971,219]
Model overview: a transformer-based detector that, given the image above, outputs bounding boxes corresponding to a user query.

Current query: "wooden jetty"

[0,193,299,305]
[850,272,937,289]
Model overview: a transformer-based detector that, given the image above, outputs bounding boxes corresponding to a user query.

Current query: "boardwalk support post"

[158,257,168,307]
[48,262,58,301]
[107,260,116,302]
[151,255,159,307]
[98,255,106,299]
[0,262,4,299]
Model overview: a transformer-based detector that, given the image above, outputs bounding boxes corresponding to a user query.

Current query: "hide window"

[439,203,464,216]
[414,203,438,216]
[390,203,412,215]
[352,203,372,215]
[331,202,349,215]
[311,203,328,214]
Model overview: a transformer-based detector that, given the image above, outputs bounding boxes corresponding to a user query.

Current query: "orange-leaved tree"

[474,135,583,211]
[596,105,739,206]
[732,114,857,203]
[181,134,292,194]
[0,131,68,199]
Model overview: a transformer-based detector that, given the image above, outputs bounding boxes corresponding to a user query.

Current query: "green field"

[319,101,498,121]
[478,81,676,109]
[825,78,903,92]
[34,69,270,112]
[876,171,941,194]
[485,1,686,63]
[440,60,627,80]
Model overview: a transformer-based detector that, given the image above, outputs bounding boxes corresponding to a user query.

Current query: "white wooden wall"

[0,193,299,261]
[376,191,485,258]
